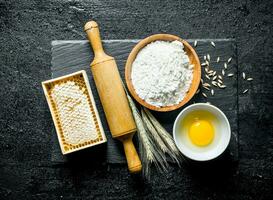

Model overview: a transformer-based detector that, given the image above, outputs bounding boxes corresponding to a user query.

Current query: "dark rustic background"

[0,0,272,199]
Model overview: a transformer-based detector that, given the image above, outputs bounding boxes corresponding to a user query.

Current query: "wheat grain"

[211,89,214,96]
[212,81,218,86]
[203,83,211,87]
[211,41,216,47]
[228,57,232,63]
[207,54,210,61]
[228,73,234,77]
[219,84,226,88]
[207,70,212,73]
[194,40,198,47]
[242,72,246,79]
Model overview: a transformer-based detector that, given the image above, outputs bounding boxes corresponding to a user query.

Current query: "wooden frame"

[125,34,201,112]
[42,70,107,155]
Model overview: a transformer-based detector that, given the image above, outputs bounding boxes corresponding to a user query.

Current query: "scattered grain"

[242,72,246,79]
[212,81,218,86]
[211,89,214,96]
[211,41,216,47]
[207,54,210,61]
[243,89,248,94]
[203,83,211,87]
[194,40,197,47]
[219,84,226,89]
[228,57,232,63]
[228,73,234,77]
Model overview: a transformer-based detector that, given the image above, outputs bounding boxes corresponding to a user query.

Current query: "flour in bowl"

[131,40,193,107]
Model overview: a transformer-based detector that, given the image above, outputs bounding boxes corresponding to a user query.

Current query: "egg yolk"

[189,119,214,146]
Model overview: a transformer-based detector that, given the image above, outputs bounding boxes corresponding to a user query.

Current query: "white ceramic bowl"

[173,103,231,161]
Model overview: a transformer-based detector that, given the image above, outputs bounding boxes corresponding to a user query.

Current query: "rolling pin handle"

[122,135,142,173]
[84,21,112,64]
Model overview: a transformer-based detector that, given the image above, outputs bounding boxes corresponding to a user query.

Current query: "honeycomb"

[42,71,106,154]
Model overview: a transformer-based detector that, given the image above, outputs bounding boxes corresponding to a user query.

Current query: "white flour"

[131,40,193,107]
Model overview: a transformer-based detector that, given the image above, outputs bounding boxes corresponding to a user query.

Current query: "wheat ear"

[141,108,169,173]
[126,93,166,178]
[143,108,183,165]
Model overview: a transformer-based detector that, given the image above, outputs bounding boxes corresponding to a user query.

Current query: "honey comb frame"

[42,70,107,154]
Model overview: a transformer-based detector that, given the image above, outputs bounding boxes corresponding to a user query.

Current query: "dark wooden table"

[0,1,273,199]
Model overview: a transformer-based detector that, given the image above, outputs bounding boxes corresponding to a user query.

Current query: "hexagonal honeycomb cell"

[42,70,107,154]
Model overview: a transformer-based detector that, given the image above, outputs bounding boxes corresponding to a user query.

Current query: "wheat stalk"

[126,93,167,178]
[143,108,182,165]
[141,108,169,153]
[122,82,182,177]
[141,108,169,173]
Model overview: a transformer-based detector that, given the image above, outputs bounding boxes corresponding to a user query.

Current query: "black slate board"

[50,39,238,164]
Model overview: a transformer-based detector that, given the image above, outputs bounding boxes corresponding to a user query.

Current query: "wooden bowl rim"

[125,34,201,112]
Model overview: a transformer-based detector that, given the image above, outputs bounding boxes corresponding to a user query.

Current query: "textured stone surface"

[50,39,238,164]
[0,0,273,199]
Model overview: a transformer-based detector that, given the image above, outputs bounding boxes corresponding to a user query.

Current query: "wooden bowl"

[125,34,201,112]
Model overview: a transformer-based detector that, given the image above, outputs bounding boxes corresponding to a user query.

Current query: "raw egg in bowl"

[173,103,231,161]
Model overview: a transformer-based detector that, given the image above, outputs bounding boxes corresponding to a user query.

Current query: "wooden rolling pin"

[84,21,142,173]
